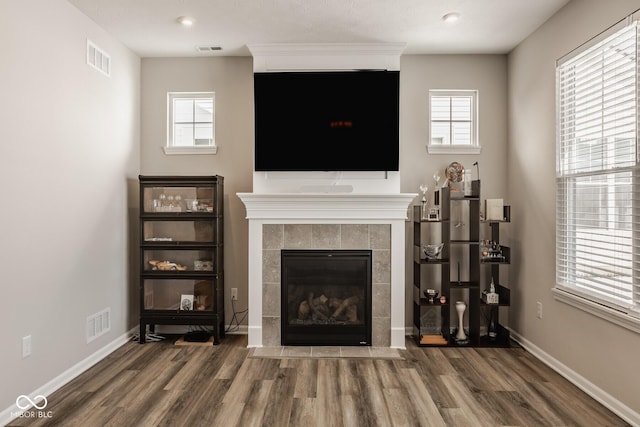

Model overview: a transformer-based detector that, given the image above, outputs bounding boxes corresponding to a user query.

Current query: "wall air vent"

[87,39,111,77]
[196,46,223,53]
[86,307,111,343]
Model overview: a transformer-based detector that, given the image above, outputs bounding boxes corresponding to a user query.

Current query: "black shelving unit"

[138,175,224,345]
[413,180,511,347]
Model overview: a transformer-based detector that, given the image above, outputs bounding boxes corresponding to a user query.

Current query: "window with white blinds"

[556,19,640,325]
[427,90,480,154]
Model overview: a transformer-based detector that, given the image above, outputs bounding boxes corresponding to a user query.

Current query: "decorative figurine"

[423,243,444,260]
[424,289,439,303]
[445,161,464,191]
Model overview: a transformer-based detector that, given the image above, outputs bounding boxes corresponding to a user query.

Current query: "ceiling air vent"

[196,46,223,53]
[87,39,111,77]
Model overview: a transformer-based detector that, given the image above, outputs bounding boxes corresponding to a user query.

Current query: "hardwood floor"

[7,335,628,427]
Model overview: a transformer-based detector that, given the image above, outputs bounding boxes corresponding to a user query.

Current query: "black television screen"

[254,71,399,171]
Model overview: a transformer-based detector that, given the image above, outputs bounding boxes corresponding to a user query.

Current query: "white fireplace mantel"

[237,192,416,349]
[239,192,416,220]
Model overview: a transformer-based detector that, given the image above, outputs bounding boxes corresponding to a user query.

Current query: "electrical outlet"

[231,288,238,300]
[22,335,31,358]
[536,301,543,319]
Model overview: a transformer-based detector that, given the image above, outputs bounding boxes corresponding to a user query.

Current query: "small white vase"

[455,301,467,341]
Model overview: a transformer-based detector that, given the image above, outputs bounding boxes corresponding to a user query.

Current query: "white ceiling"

[68,0,570,58]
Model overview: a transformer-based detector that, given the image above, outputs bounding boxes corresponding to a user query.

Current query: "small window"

[428,90,480,154]
[165,92,216,155]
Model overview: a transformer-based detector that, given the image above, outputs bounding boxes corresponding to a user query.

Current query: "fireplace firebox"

[281,250,372,346]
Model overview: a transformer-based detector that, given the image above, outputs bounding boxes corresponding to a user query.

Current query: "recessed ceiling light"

[442,12,460,23]
[177,16,195,27]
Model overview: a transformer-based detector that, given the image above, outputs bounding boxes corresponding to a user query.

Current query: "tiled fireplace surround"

[262,223,391,347]
[236,193,416,349]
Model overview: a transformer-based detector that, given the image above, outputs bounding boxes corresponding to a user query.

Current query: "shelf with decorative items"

[479,204,512,347]
[415,169,513,346]
[413,166,513,347]
[138,175,224,345]
[446,176,481,346]
[412,183,451,346]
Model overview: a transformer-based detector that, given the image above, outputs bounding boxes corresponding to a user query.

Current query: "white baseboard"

[509,329,640,427]
[0,327,135,426]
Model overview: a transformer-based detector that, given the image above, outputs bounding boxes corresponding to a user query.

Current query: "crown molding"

[247,43,406,72]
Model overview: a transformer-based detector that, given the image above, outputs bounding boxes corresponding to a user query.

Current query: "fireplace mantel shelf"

[237,192,417,221]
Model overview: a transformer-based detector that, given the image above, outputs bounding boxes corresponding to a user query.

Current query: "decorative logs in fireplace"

[296,292,360,323]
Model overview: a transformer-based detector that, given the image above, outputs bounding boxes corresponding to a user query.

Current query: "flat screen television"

[254,70,399,171]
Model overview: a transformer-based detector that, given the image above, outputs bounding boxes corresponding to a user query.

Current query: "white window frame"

[165,92,217,155]
[427,90,480,155]
[554,15,640,334]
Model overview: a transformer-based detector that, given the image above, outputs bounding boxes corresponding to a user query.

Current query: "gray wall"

[140,57,254,325]
[508,0,640,414]
[0,0,140,412]
[399,54,509,326]
[139,55,509,329]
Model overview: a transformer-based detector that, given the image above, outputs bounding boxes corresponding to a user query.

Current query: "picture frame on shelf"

[485,199,504,221]
[180,294,194,311]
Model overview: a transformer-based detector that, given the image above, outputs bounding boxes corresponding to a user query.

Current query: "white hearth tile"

[249,346,403,360]
[282,346,312,357]
[252,346,284,357]
[369,347,402,359]
[311,346,341,358]
[340,346,371,358]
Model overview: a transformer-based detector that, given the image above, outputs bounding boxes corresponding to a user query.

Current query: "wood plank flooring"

[6,335,629,427]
